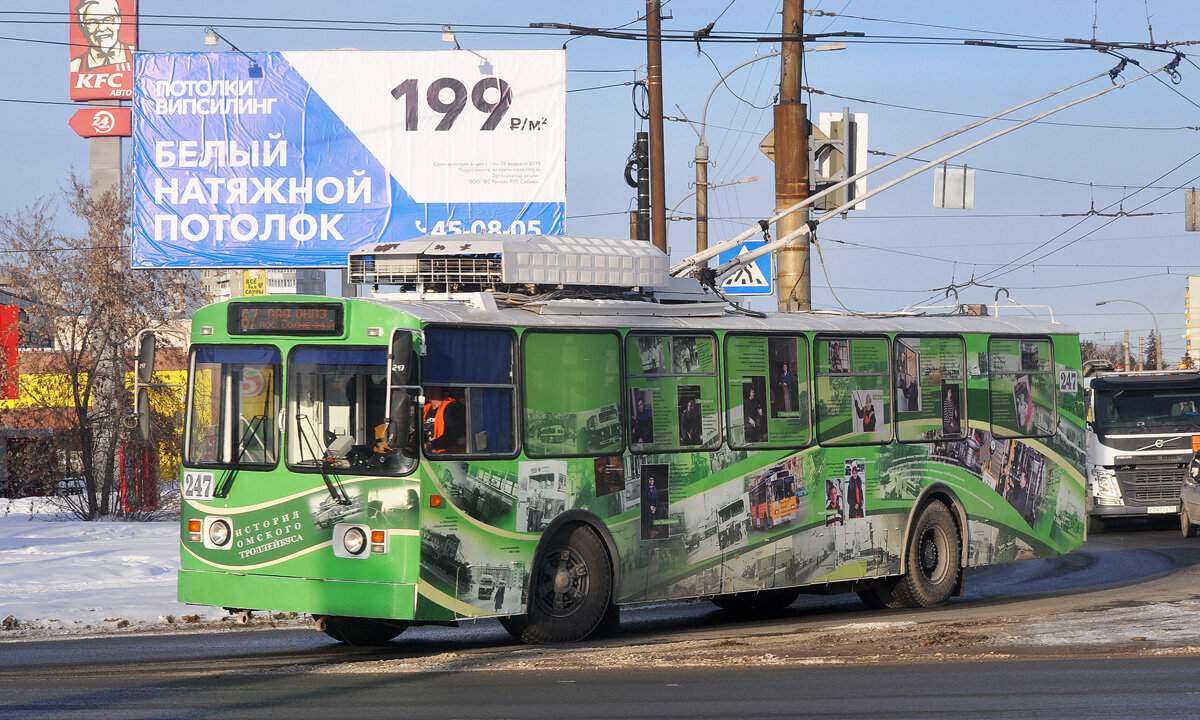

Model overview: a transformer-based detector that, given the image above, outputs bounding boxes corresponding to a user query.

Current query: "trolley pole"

[775,0,810,311]
[646,0,668,252]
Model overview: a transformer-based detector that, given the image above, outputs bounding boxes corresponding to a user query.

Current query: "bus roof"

[355,295,1077,336]
[1089,370,1200,392]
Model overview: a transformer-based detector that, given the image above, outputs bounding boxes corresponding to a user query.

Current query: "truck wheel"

[317,615,406,645]
[1182,506,1198,538]
[520,524,612,644]
[893,501,961,608]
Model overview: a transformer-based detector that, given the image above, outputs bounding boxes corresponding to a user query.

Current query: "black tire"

[1088,516,1106,535]
[1182,506,1198,538]
[712,587,800,612]
[520,524,612,644]
[317,615,406,645]
[893,501,962,608]
[856,579,904,610]
[497,614,528,641]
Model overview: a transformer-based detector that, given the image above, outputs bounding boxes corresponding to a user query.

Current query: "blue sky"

[4,1,1199,362]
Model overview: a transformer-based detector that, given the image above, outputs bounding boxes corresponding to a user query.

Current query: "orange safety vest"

[423,397,457,453]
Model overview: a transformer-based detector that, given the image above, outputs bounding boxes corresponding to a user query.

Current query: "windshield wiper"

[295,413,352,506]
[214,414,267,498]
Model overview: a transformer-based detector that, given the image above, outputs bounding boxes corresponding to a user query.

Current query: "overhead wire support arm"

[706,57,1175,287]
[670,65,1119,277]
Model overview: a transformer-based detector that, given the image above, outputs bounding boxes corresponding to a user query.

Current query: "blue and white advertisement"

[131,50,566,268]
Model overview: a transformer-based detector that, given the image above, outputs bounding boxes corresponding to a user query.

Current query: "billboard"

[69,0,137,101]
[131,50,567,268]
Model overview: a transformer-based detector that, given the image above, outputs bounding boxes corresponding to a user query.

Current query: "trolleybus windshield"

[185,346,281,469]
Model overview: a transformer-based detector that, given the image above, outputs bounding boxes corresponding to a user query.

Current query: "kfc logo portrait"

[69,0,137,101]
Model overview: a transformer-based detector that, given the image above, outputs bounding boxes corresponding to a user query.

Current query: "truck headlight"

[1091,468,1122,505]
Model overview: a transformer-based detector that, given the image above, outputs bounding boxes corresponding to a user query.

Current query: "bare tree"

[0,175,197,519]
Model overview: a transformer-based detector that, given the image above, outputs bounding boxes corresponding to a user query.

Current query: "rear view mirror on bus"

[136,387,151,442]
[137,332,156,386]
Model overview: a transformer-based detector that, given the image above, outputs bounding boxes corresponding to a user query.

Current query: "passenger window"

[988,338,1055,438]
[814,336,892,445]
[725,334,810,448]
[626,334,720,452]
[523,331,623,457]
[894,336,967,442]
[422,327,517,457]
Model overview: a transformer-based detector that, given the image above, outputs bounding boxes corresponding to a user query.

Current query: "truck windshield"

[1092,388,1200,428]
[185,346,281,468]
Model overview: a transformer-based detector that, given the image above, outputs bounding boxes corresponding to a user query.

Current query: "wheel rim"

[534,543,590,618]
[917,526,949,584]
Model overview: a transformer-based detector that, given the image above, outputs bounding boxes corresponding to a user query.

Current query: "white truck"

[1085,369,1200,533]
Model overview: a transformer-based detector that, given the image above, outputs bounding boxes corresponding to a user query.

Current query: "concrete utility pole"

[1124,330,1131,371]
[646,1,668,252]
[775,0,810,311]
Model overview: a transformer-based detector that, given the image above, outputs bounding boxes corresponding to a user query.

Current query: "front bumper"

[179,569,418,620]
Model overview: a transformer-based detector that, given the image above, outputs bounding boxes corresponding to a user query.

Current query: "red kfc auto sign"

[68,107,131,137]
[69,0,137,101]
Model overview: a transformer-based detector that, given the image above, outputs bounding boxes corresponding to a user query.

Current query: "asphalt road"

[2,521,1199,719]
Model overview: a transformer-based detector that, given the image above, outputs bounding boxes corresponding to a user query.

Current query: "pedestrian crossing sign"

[717,241,773,295]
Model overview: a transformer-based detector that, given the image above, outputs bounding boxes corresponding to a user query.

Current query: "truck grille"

[1115,466,1185,505]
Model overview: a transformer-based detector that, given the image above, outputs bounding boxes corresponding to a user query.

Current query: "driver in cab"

[423,386,467,454]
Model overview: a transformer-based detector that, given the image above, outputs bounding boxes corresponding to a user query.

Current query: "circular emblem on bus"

[1155,439,1164,449]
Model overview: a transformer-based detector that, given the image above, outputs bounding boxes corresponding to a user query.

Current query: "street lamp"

[679,43,845,263]
[1096,298,1162,370]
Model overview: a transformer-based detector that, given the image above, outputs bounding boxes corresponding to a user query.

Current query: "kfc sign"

[69,0,137,101]
[68,107,131,137]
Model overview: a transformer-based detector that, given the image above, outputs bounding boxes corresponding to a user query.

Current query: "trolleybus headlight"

[202,517,234,550]
[333,524,372,558]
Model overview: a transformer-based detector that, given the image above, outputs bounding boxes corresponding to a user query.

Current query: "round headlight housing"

[342,526,368,555]
[207,518,232,547]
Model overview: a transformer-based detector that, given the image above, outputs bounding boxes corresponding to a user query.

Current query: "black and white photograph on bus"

[825,477,844,527]
[637,335,667,374]
[671,336,702,374]
[516,460,569,533]
[827,338,849,373]
[1020,341,1040,371]
[741,376,768,442]
[466,562,528,615]
[1000,443,1048,527]
[768,337,801,417]
[844,459,866,520]
[677,385,703,446]
[593,455,626,498]
[850,389,882,435]
[629,388,655,444]
[895,340,922,412]
[678,479,747,565]
[1013,375,1034,428]
[640,463,671,540]
[941,382,963,436]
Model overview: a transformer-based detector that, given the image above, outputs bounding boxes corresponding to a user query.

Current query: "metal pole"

[646,1,668,252]
[1097,298,1162,370]
[774,0,808,311]
[695,142,708,262]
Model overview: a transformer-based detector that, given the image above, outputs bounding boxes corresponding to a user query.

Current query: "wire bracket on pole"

[1108,58,1128,84]
[1166,53,1184,84]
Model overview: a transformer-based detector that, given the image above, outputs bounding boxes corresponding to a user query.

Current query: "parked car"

[1183,453,1200,537]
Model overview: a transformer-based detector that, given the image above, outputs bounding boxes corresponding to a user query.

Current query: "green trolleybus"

[178,235,1086,645]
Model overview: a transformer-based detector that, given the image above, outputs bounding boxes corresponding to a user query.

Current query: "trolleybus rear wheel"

[893,501,961,608]
[855,579,904,609]
[520,524,611,644]
[316,615,406,645]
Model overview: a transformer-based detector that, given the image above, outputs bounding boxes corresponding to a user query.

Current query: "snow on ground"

[0,497,225,635]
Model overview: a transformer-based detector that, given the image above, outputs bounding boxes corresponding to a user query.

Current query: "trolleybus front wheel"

[315,615,407,645]
[520,524,612,644]
[892,501,961,608]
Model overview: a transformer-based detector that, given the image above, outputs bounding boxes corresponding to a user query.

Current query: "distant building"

[1188,276,1200,363]
[200,269,327,304]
